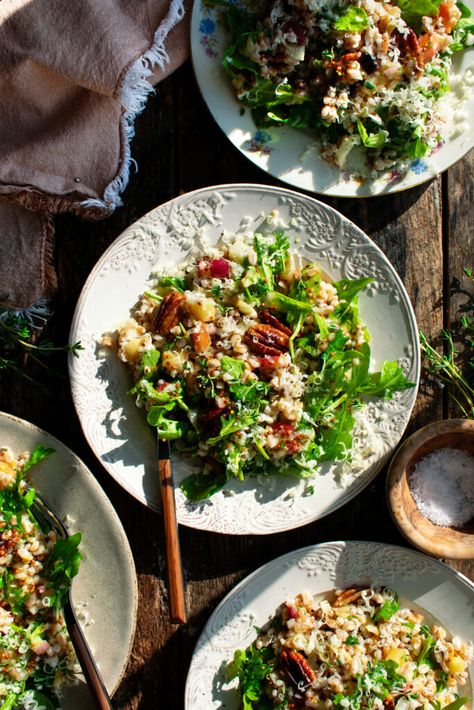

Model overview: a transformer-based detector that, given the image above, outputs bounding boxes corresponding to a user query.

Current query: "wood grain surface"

[1,62,473,709]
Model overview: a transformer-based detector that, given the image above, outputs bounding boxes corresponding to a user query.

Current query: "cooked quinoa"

[0,447,80,709]
[217,0,474,176]
[114,229,413,500]
[227,587,473,709]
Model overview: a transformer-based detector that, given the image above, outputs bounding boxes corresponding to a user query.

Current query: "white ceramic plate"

[0,411,137,709]
[191,0,474,197]
[69,183,419,535]
[185,540,474,709]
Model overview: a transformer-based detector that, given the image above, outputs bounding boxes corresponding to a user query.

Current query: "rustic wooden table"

[2,61,473,709]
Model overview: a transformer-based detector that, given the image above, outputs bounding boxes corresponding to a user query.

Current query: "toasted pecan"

[280,649,316,690]
[152,291,185,335]
[244,323,290,357]
[259,309,293,336]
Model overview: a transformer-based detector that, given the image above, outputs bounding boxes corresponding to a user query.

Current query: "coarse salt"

[409,447,474,527]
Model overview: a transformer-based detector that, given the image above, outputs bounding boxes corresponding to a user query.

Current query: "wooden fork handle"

[64,602,114,709]
[159,458,187,624]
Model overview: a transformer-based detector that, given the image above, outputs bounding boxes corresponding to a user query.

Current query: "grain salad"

[0,446,81,710]
[227,586,473,709]
[214,0,474,176]
[114,229,414,500]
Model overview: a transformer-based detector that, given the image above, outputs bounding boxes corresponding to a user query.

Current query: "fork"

[31,492,114,710]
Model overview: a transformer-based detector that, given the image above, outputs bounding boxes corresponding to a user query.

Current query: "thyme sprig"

[419,268,474,418]
[0,308,82,390]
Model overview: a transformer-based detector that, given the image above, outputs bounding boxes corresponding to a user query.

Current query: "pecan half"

[280,649,316,690]
[152,291,185,335]
[259,309,292,336]
[244,324,289,356]
[333,587,364,607]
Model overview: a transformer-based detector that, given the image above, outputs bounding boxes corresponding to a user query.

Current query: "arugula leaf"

[407,136,431,158]
[345,635,360,645]
[44,532,82,607]
[241,78,311,110]
[450,9,474,51]
[28,692,57,710]
[267,291,312,314]
[140,349,160,373]
[417,625,435,664]
[23,444,55,473]
[317,403,355,461]
[229,380,270,403]
[180,469,227,501]
[226,645,275,709]
[334,6,369,31]
[159,276,188,292]
[335,276,373,306]
[0,694,19,710]
[443,698,470,710]
[358,361,415,399]
[357,119,388,149]
[207,410,259,445]
[373,597,400,622]
[394,0,443,32]
[147,408,187,440]
[221,355,247,381]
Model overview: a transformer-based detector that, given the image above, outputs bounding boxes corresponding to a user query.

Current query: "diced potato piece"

[123,338,143,362]
[385,647,407,665]
[186,298,216,322]
[448,655,466,674]
[234,296,257,318]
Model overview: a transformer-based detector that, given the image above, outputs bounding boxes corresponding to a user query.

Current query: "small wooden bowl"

[387,419,474,560]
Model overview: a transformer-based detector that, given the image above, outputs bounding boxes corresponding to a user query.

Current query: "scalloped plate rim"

[69,183,420,534]
[184,540,474,709]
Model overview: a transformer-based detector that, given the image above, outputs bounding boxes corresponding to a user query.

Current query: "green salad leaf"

[373,597,400,621]
[226,646,275,710]
[44,532,82,608]
[221,355,247,380]
[334,6,369,31]
[394,0,443,32]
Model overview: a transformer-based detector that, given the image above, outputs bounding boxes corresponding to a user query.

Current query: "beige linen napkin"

[0,0,189,311]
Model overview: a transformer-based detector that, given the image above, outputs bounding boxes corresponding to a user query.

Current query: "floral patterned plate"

[191,0,474,197]
[185,541,474,708]
[69,184,419,534]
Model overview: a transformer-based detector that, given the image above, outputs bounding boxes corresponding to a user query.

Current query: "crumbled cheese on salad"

[216,0,474,177]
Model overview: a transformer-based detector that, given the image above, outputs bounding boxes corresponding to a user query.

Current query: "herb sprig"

[0,308,83,390]
[420,268,474,418]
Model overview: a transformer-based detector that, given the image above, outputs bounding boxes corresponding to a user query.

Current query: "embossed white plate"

[185,540,474,709]
[0,411,137,709]
[191,0,474,197]
[69,184,419,534]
